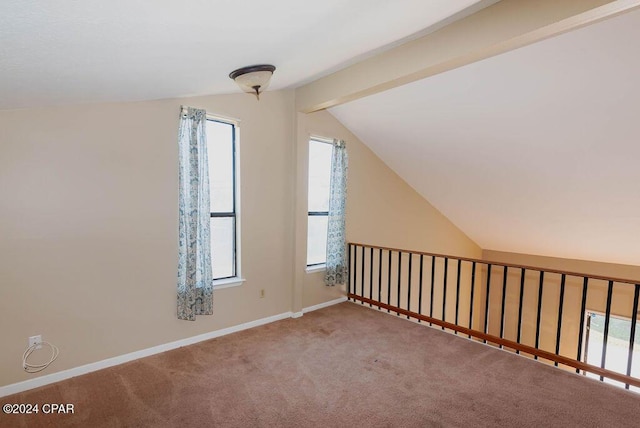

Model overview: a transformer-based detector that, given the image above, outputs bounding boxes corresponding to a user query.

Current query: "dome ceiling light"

[229,64,276,100]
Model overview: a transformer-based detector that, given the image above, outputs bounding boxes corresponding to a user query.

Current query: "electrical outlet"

[260,289,265,298]
[29,335,42,350]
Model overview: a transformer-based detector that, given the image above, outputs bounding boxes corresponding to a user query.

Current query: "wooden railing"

[347,242,640,390]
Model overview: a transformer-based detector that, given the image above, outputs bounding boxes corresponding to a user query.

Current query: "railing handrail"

[348,242,640,391]
[348,242,640,286]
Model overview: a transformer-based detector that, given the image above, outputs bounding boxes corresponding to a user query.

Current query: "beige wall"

[293,109,482,310]
[483,250,640,280]
[0,91,297,387]
[0,92,481,389]
[5,84,635,390]
[3,85,635,389]
[481,250,640,366]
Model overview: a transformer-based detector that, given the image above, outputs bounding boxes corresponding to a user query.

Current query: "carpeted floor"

[2,302,640,427]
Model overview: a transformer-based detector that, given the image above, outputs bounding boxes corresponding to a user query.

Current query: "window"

[583,311,639,390]
[207,117,239,281]
[307,138,333,266]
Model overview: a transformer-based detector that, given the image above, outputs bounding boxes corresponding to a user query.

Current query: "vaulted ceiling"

[2,1,639,266]
[330,6,640,265]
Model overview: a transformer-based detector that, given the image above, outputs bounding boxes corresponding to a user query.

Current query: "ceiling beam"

[295,0,640,113]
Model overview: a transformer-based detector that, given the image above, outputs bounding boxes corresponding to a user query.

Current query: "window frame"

[306,136,334,268]
[207,114,244,287]
[582,309,640,387]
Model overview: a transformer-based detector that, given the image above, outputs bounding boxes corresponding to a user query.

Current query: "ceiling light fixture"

[229,64,276,100]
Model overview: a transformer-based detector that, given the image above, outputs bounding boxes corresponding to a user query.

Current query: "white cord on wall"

[22,341,59,373]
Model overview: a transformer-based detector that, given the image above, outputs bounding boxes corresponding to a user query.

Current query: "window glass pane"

[211,217,235,279]
[308,140,332,212]
[307,215,328,265]
[585,313,640,390]
[207,120,234,213]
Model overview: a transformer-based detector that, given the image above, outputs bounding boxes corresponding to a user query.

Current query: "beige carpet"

[2,302,640,427]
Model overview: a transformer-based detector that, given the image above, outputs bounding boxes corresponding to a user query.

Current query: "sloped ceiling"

[4,1,638,266]
[330,8,640,266]
[0,0,481,109]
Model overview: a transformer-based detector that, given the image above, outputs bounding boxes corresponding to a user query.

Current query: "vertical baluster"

[600,281,614,380]
[369,247,373,307]
[576,277,589,373]
[347,244,351,300]
[442,258,449,330]
[455,259,461,334]
[554,274,566,367]
[360,246,366,305]
[397,252,402,316]
[584,313,592,373]
[499,266,508,348]
[469,262,476,338]
[418,255,424,323]
[483,264,492,343]
[387,250,392,313]
[407,254,412,319]
[534,271,545,360]
[377,248,383,310]
[430,256,436,326]
[516,268,525,354]
[353,245,358,301]
[626,284,640,389]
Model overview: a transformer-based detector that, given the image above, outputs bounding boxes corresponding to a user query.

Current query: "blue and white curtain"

[177,106,213,320]
[325,139,348,286]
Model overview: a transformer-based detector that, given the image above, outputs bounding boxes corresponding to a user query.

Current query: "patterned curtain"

[177,106,213,320]
[325,139,348,286]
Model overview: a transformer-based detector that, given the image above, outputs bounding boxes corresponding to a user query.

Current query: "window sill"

[213,277,246,290]
[306,264,326,273]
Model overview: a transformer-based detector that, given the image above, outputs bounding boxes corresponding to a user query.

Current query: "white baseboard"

[0,311,292,398]
[302,296,348,313]
[0,297,350,398]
